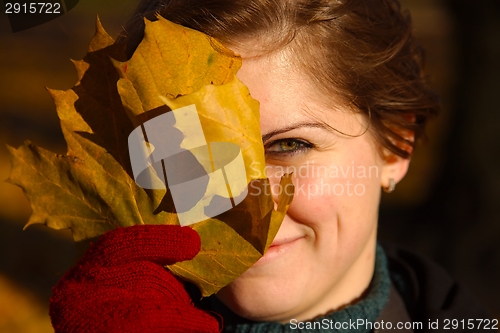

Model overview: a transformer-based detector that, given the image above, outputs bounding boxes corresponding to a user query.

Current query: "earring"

[383,178,396,193]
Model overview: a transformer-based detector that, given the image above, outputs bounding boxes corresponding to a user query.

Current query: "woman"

[49,0,492,332]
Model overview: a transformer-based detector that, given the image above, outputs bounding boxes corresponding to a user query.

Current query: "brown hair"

[119,0,439,159]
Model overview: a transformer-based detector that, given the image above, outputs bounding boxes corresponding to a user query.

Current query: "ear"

[380,155,411,191]
[380,126,414,191]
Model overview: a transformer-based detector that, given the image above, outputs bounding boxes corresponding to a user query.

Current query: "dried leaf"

[7,17,168,246]
[114,17,240,119]
[6,17,293,296]
[170,175,294,296]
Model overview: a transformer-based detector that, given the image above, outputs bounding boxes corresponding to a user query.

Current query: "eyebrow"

[261,122,332,143]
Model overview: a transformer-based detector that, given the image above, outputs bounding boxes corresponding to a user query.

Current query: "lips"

[254,236,305,266]
[269,236,303,248]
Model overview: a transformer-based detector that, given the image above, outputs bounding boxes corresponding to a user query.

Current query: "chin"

[216,280,302,322]
[217,266,310,322]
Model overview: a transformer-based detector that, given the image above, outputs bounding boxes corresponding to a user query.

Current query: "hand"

[50,225,220,333]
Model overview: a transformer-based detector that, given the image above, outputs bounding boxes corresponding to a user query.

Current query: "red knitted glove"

[50,225,220,333]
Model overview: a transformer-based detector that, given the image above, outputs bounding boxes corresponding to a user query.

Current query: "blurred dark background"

[379,0,500,322]
[0,0,498,331]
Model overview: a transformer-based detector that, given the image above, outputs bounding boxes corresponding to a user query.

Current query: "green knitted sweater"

[203,245,391,333]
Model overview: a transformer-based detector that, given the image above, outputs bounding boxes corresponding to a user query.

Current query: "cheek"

[285,176,334,224]
[281,159,382,230]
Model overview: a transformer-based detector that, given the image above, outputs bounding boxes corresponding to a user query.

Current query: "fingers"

[51,261,221,333]
[81,225,201,267]
[51,263,193,318]
[52,296,220,333]
[50,225,218,333]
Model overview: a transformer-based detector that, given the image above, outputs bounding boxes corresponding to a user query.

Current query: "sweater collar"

[205,244,390,333]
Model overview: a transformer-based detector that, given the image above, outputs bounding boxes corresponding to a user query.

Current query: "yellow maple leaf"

[6,16,293,296]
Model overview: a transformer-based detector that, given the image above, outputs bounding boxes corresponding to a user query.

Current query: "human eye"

[264,138,314,158]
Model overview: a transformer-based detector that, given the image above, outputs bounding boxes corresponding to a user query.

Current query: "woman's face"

[216,49,408,322]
